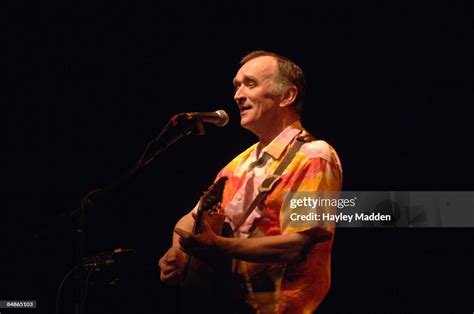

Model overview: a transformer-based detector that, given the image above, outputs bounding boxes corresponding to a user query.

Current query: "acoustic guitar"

[179,176,254,314]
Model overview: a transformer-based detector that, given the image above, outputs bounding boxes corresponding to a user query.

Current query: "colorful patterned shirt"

[215,120,343,314]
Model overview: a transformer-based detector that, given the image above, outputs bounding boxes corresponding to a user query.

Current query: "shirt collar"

[260,120,303,160]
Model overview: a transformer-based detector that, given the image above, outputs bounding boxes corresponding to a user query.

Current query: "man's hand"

[174,219,223,258]
[158,246,185,285]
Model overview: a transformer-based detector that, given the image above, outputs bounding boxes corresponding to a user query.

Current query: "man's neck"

[256,116,300,156]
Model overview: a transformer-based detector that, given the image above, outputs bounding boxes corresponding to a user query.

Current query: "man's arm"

[172,210,195,247]
[175,223,332,263]
[158,209,195,285]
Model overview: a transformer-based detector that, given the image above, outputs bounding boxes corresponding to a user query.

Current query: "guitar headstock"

[198,176,228,213]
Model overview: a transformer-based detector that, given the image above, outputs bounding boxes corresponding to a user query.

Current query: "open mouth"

[240,105,252,113]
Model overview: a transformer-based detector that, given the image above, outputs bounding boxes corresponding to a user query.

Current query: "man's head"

[233,51,305,139]
[240,51,305,114]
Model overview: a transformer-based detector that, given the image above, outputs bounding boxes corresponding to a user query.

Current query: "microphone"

[181,110,229,127]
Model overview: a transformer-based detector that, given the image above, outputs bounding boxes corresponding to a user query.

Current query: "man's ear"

[279,86,298,108]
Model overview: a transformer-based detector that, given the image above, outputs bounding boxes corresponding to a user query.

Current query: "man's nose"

[234,86,246,105]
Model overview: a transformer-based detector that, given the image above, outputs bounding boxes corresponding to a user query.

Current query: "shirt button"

[236,194,242,201]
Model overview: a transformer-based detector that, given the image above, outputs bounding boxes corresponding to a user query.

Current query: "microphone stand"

[59,116,205,314]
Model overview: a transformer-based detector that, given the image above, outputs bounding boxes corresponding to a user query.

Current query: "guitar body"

[179,178,254,314]
[181,211,232,290]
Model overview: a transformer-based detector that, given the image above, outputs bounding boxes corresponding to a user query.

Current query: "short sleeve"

[280,152,342,235]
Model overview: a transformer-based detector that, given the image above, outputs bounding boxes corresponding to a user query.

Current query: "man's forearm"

[172,212,194,247]
[216,233,309,263]
[174,211,333,263]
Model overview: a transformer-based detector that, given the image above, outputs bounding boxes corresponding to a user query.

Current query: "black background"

[4,0,473,313]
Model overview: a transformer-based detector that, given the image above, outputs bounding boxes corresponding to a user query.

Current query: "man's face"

[232,56,282,133]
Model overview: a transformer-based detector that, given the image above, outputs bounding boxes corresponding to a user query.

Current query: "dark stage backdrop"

[4,1,473,313]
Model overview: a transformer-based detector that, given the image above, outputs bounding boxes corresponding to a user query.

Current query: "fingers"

[160,267,180,285]
[158,253,176,273]
[159,261,177,275]
[174,228,199,256]
[174,227,191,239]
[158,247,183,272]
[175,228,200,251]
[167,247,179,262]
[158,248,182,285]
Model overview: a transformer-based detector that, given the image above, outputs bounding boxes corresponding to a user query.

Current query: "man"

[158,51,342,313]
